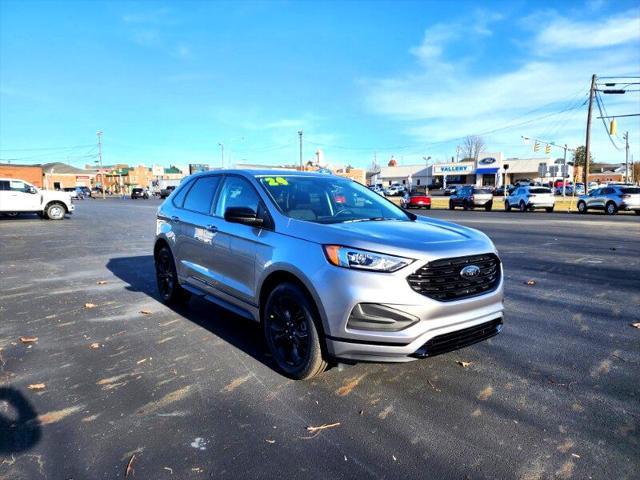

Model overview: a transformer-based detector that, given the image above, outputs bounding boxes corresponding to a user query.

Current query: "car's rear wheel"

[263,283,327,380]
[577,201,587,214]
[504,201,511,212]
[485,202,492,211]
[605,202,618,216]
[425,205,431,210]
[545,206,554,213]
[519,201,527,212]
[635,210,640,215]
[463,201,470,211]
[155,246,191,305]
[46,202,66,220]
[449,200,454,210]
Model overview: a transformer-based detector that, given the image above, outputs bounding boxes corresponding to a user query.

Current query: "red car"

[401,192,431,209]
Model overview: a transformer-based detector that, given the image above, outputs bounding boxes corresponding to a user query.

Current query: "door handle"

[171,216,180,223]
[206,224,218,233]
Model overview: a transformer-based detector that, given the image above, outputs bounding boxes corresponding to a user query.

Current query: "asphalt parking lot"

[1,199,639,479]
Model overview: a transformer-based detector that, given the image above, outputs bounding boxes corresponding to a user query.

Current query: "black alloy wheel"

[263,283,327,380]
[155,246,190,304]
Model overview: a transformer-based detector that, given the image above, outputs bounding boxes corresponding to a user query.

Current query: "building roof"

[41,162,96,174]
[377,165,429,178]
[164,166,182,174]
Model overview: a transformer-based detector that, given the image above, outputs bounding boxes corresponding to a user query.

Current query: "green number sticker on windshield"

[275,177,289,185]
[264,177,278,186]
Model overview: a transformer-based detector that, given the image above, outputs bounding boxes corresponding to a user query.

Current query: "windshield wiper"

[342,217,396,223]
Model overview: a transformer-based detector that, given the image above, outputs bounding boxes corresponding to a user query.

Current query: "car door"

[174,175,223,291]
[6,180,41,211]
[586,189,601,209]
[213,175,273,306]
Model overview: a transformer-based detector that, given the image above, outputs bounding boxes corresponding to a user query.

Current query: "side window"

[182,176,221,215]
[0,181,10,191]
[215,176,260,217]
[9,180,26,192]
[172,179,195,208]
[603,188,614,195]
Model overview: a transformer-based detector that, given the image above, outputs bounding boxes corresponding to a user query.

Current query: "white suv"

[0,178,75,220]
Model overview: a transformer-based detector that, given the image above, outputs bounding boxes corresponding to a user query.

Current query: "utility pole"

[562,145,567,197]
[97,130,105,199]
[298,130,303,170]
[218,143,224,168]
[583,74,596,187]
[623,132,629,183]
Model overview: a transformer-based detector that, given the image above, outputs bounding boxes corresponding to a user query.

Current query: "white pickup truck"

[0,178,75,220]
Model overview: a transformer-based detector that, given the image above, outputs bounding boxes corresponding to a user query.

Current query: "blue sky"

[1,0,639,170]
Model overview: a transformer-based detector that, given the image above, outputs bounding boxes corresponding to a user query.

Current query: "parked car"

[154,170,504,379]
[384,185,405,196]
[401,192,431,209]
[443,185,459,196]
[63,186,86,199]
[577,185,640,215]
[79,186,92,198]
[449,186,493,211]
[504,186,555,212]
[493,185,515,196]
[368,185,385,196]
[159,185,176,199]
[131,188,150,199]
[0,178,74,220]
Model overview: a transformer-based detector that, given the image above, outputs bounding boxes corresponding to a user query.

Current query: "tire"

[605,202,618,216]
[263,282,327,380]
[463,201,470,211]
[519,201,527,213]
[635,210,640,216]
[46,202,66,220]
[545,207,554,213]
[155,246,191,305]
[425,205,431,210]
[449,200,454,210]
[504,201,511,212]
[485,202,492,211]
[578,201,587,214]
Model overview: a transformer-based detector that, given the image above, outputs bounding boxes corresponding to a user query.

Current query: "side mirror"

[224,206,264,227]
[27,186,37,194]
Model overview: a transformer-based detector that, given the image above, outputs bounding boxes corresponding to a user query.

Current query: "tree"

[461,135,485,161]
[572,146,594,167]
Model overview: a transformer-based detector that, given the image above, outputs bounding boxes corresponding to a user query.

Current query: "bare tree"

[461,135,485,161]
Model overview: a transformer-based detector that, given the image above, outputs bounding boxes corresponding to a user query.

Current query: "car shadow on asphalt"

[0,387,42,454]
[106,255,274,372]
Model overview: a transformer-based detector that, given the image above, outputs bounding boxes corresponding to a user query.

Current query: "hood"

[280,215,496,261]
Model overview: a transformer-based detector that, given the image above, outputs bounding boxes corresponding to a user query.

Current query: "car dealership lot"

[1,200,638,479]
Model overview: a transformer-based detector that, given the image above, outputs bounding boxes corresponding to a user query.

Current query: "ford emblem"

[460,265,481,278]
[480,157,496,165]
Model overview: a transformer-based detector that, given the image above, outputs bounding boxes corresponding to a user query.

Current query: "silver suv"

[505,186,555,212]
[577,185,640,215]
[154,170,504,379]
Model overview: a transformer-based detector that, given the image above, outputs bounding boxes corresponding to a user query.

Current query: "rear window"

[410,193,426,197]
[473,188,492,194]
[621,187,640,194]
[530,188,551,194]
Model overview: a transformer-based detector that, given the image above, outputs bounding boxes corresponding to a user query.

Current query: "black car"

[449,185,494,211]
[131,188,149,199]
[159,185,176,199]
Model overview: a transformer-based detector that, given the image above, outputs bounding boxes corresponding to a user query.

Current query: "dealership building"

[370,152,573,189]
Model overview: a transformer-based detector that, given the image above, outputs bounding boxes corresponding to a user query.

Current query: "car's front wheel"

[263,283,327,380]
[46,203,66,220]
[504,201,511,212]
[155,246,191,305]
[519,201,527,212]
[577,201,587,214]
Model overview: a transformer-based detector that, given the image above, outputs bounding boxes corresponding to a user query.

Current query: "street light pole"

[583,74,596,188]
[298,130,303,169]
[97,130,105,199]
[624,132,629,183]
[218,143,224,169]
[562,145,567,197]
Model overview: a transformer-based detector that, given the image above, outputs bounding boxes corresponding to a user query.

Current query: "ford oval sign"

[460,265,481,279]
[479,157,496,165]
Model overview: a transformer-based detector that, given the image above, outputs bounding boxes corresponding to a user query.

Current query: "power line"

[594,91,623,151]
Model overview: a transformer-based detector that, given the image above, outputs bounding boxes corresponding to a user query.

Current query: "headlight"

[323,245,413,272]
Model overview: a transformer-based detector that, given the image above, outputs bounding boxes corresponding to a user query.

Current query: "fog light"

[347,303,419,331]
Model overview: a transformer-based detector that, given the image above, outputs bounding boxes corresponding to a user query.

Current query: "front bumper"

[312,256,504,362]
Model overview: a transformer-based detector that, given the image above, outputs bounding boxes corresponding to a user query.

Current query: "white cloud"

[362,8,640,163]
[534,9,640,53]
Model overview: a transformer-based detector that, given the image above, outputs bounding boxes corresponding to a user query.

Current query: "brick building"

[0,163,44,187]
[41,162,96,190]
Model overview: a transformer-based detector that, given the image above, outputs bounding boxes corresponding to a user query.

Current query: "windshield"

[257,175,411,224]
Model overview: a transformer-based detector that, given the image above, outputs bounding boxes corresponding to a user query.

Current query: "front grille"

[411,318,503,358]
[407,253,500,301]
